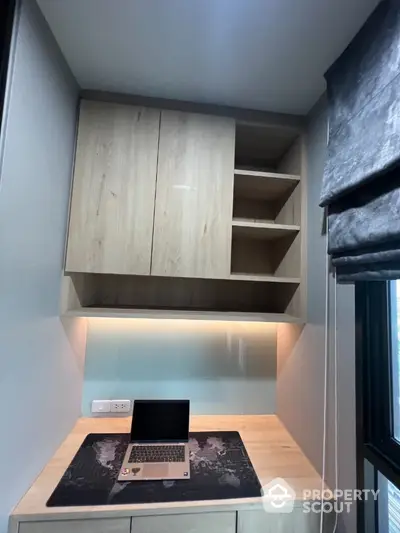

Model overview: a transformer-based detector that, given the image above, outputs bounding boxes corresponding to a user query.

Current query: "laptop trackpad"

[142,464,169,478]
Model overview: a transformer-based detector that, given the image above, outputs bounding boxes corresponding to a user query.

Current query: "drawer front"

[19,518,131,533]
[132,512,236,533]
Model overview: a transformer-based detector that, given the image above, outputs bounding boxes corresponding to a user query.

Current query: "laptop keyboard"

[129,445,186,463]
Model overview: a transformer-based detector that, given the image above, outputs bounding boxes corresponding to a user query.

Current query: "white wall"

[0,2,86,532]
[277,98,356,533]
[82,319,277,416]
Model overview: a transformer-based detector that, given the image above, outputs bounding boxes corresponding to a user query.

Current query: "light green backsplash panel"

[83,319,277,416]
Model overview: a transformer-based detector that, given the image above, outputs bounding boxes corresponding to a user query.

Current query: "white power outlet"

[110,399,131,413]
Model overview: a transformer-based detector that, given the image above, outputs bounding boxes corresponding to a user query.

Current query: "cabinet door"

[19,518,130,533]
[237,509,335,533]
[151,111,235,279]
[131,512,236,533]
[66,101,160,275]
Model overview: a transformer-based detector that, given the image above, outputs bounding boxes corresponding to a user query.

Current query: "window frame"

[356,280,400,532]
[0,0,16,130]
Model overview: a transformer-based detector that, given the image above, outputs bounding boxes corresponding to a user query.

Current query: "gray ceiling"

[37,0,379,115]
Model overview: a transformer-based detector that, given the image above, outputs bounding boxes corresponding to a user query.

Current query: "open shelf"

[234,169,300,201]
[62,272,302,323]
[233,171,301,227]
[232,220,300,240]
[234,121,300,171]
[230,121,303,322]
[231,233,300,276]
[233,121,302,227]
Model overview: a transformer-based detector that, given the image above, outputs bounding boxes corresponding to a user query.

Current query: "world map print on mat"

[47,432,261,507]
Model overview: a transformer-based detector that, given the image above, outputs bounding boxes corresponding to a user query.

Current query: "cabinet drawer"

[19,518,130,533]
[131,511,236,533]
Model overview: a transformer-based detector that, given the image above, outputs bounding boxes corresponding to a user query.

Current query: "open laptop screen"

[131,400,190,443]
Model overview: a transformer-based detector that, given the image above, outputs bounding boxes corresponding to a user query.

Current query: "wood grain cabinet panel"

[131,512,236,533]
[151,111,235,279]
[66,100,160,275]
[19,518,131,533]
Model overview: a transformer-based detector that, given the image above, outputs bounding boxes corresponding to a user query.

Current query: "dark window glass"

[378,472,400,533]
[391,281,400,443]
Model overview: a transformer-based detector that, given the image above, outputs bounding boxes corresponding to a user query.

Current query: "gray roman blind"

[320,0,400,281]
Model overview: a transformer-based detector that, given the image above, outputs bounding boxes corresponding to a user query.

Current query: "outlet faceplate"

[110,400,131,413]
[91,400,111,413]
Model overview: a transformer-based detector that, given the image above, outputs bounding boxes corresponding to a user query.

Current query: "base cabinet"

[18,518,130,533]
[16,508,335,533]
[131,512,236,533]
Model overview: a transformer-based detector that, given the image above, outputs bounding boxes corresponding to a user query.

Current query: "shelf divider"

[234,168,300,201]
[230,273,300,283]
[232,219,300,240]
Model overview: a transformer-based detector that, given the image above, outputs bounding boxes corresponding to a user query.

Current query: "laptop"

[118,399,190,482]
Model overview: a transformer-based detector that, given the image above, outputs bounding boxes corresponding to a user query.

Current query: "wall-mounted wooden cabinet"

[63,99,305,323]
[66,103,235,280]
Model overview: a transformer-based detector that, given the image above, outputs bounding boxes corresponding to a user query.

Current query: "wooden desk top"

[12,415,326,522]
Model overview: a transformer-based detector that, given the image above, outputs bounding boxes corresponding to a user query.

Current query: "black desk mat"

[47,432,261,507]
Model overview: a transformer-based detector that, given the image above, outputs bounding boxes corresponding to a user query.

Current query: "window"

[388,282,400,533]
[376,473,400,533]
[391,281,400,444]
[357,281,400,533]
[388,480,400,533]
